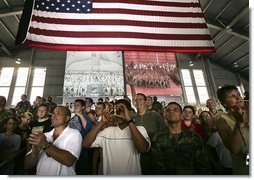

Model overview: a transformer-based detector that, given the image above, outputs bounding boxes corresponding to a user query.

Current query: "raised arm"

[126,79,137,107]
[128,121,150,153]
[122,104,150,153]
[83,120,105,148]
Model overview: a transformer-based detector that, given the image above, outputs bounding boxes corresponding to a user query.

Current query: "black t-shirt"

[30,117,53,134]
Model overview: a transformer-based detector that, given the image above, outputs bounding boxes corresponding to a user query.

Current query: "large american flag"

[16,0,215,53]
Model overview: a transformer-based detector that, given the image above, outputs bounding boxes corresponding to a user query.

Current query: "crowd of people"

[64,71,125,97]
[0,85,249,175]
[125,62,181,89]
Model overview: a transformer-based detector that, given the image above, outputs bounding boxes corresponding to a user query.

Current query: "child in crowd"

[0,117,21,174]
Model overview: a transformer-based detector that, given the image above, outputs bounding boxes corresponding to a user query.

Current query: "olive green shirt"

[133,110,167,139]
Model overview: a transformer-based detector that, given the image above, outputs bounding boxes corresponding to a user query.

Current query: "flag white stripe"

[147,0,199,3]
[27,33,214,47]
[93,3,202,13]
[30,21,211,35]
[33,10,206,23]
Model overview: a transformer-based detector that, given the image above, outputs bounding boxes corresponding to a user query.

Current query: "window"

[0,67,47,107]
[12,68,29,105]
[0,67,14,99]
[181,69,209,104]
[12,87,26,106]
[185,87,196,103]
[193,70,209,103]
[181,69,196,103]
[30,68,47,102]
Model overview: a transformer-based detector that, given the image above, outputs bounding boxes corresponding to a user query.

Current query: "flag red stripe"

[25,40,215,53]
[17,0,215,52]
[29,27,212,40]
[92,9,204,17]
[32,16,208,28]
[93,0,200,7]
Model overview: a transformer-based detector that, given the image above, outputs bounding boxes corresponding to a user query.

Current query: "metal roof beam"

[3,0,11,8]
[242,23,249,31]
[207,36,235,59]
[203,0,216,13]
[14,15,20,23]
[213,0,234,21]
[219,41,248,61]
[227,54,249,66]
[0,42,12,57]
[0,6,23,17]
[239,66,249,72]
[0,20,15,40]
[212,7,249,42]
[3,0,20,22]
[207,20,249,40]
[214,36,235,52]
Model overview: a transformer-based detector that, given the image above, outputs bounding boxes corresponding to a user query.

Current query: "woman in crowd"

[216,85,249,175]
[200,111,232,175]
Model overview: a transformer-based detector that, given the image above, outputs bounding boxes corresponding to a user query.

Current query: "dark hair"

[0,96,7,106]
[183,105,196,115]
[3,116,19,125]
[98,97,103,101]
[167,102,182,112]
[75,99,86,107]
[199,111,212,121]
[85,97,94,104]
[115,99,132,111]
[217,85,238,109]
[147,96,153,100]
[136,93,147,101]
[96,102,106,109]
[57,106,71,118]
[38,103,49,111]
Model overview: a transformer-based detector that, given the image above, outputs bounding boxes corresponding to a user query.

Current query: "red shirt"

[181,121,207,141]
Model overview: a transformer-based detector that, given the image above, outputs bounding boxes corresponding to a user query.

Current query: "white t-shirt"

[36,126,82,175]
[207,131,232,168]
[91,125,151,175]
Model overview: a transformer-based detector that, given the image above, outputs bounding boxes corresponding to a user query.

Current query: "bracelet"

[127,119,135,125]
[42,141,52,151]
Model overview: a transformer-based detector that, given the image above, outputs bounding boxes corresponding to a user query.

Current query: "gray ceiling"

[0,0,249,80]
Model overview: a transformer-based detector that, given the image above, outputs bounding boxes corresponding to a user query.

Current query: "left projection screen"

[63,51,125,104]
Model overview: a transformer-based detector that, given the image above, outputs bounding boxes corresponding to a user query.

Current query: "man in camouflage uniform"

[0,96,9,132]
[151,102,211,175]
[15,94,31,116]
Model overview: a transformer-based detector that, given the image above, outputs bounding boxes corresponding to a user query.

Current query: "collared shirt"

[36,127,82,175]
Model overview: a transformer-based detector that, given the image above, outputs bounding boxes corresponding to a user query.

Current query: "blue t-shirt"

[69,113,92,138]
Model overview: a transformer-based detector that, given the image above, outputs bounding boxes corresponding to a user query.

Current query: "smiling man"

[24,106,82,175]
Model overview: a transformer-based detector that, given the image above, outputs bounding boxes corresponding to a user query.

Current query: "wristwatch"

[42,141,52,151]
[127,119,135,125]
